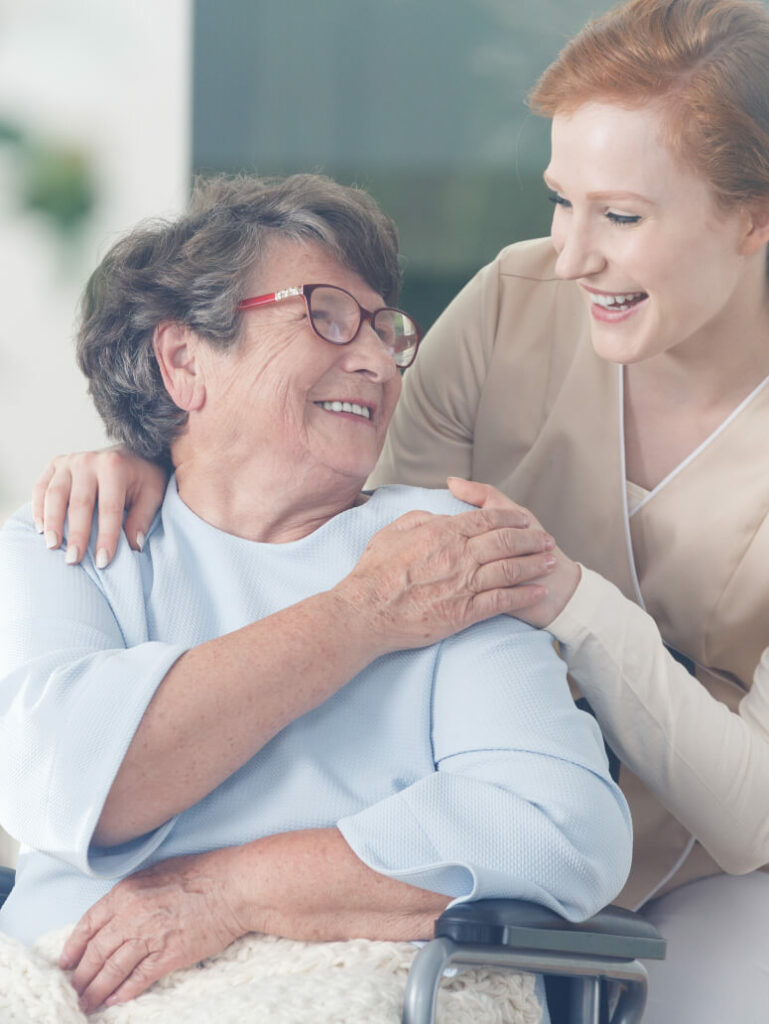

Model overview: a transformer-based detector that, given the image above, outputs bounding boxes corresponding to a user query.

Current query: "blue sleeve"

[338,617,632,920]
[0,511,186,878]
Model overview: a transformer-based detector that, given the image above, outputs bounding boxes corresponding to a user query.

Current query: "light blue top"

[0,482,631,944]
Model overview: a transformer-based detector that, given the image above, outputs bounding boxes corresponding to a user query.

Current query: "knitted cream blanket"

[0,927,542,1024]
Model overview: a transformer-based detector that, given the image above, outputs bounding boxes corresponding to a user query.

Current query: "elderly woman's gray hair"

[77,173,402,462]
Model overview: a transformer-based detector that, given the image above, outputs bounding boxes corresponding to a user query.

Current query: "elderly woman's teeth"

[590,292,646,310]
[316,401,371,420]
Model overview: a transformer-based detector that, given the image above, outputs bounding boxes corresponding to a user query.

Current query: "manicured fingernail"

[35,518,44,534]
[65,544,79,565]
[45,531,58,549]
[96,548,109,569]
[136,530,145,551]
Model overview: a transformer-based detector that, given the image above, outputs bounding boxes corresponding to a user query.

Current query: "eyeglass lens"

[308,286,418,367]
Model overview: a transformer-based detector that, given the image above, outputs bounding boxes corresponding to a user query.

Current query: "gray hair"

[77,173,402,463]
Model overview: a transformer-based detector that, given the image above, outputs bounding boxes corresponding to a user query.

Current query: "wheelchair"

[0,864,664,1024]
[404,897,665,1024]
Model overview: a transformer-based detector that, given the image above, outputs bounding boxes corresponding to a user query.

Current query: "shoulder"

[493,238,584,320]
[362,485,470,521]
[496,236,560,279]
[430,238,586,361]
[0,505,38,577]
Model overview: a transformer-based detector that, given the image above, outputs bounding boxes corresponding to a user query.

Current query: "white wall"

[0,0,191,523]
[0,0,191,866]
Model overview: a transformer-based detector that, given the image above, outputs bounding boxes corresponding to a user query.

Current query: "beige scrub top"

[369,237,769,910]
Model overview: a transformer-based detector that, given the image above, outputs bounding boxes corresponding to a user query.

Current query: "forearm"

[61,827,448,1012]
[550,567,769,872]
[96,590,383,846]
[228,828,448,942]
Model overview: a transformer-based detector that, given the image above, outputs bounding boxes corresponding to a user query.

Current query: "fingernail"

[59,953,72,969]
[135,530,145,552]
[544,555,557,569]
[45,530,58,549]
[34,518,44,534]
[544,535,555,550]
[79,997,90,1013]
[96,548,109,569]
[65,544,79,565]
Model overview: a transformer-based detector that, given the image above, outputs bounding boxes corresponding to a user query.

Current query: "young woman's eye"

[547,190,571,209]
[606,211,641,226]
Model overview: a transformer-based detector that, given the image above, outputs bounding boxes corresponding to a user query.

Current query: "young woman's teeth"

[590,292,646,310]
[317,401,371,420]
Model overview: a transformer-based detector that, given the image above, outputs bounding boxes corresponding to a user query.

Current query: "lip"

[580,285,649,323]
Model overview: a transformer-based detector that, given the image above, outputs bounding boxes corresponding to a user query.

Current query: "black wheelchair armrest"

[403,899,666,1024]
[436,898,666,961]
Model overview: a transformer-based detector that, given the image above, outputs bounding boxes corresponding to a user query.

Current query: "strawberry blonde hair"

[529,0,769,209]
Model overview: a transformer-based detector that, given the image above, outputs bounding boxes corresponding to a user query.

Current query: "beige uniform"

[370,237,769,909]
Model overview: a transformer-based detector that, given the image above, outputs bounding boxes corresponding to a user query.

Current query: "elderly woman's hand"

[32,447,168,566]
[336,498,559,652]
[58,848,246,1013]
[447,478,581,628]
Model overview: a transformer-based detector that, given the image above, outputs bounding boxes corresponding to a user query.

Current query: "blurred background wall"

[0,0,190,524]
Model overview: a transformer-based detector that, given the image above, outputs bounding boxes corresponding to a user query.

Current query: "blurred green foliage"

[0,120,96,237]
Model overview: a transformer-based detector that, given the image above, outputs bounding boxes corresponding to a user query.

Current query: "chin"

[588,327,658,366]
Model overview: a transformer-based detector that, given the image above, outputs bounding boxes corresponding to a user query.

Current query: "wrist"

[219,842,263,936]
[328,578,395,660]
[548,557,581,622]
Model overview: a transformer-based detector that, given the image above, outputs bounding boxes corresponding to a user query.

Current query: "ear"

[153,323,206,412]
[739,200,769,256]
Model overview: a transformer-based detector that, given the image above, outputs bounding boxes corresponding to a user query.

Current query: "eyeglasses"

[237,284,422,368]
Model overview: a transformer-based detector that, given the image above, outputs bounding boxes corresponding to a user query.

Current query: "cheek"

[381,375,402,429]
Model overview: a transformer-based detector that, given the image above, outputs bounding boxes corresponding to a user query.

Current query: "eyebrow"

[543,173,654,205]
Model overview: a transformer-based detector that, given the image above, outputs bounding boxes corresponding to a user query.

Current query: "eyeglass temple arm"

[237,287,303,311]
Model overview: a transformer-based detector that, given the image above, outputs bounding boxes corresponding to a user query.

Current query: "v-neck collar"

[621,364,769,519]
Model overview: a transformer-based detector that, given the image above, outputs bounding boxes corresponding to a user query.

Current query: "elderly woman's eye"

[374,323,396,347]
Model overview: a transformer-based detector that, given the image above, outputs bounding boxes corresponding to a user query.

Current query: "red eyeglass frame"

[236,283,422,368]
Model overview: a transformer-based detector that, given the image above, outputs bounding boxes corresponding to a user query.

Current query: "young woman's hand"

[447,477,581,628]
[32,447,168,567]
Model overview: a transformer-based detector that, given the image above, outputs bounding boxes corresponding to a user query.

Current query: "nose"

[339,321,399,382]
[552,217,606,281]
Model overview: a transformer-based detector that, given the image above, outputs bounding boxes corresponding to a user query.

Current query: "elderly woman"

[0,174,631,1014]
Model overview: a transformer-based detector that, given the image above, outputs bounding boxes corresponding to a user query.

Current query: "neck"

[171,445,366,544]
[627,263,769,411]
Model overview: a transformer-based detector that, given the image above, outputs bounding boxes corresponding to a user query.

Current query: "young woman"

[32,1,769,1019]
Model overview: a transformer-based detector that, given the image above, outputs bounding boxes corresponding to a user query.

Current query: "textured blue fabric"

[0,482,631,943]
